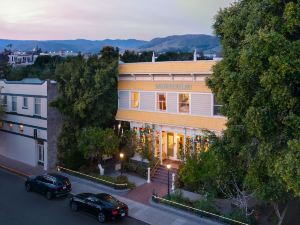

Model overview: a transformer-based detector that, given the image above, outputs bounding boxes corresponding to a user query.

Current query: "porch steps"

[152,165,178,185]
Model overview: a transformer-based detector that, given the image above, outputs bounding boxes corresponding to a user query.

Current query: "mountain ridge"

[0,34,220,54]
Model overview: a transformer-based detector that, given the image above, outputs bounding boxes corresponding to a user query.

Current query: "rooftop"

[0,78,46,84]
[119,60,216,75]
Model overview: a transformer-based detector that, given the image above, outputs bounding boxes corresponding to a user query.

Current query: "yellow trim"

[119,60,216,74]
[118,81,212,93]
[116,110,227,132]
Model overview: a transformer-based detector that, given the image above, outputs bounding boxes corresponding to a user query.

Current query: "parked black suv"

[25,173,71,199]
[70,193,128,223]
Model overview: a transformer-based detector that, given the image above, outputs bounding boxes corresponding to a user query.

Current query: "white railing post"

[171,173,175,192]
[147,167,151,183]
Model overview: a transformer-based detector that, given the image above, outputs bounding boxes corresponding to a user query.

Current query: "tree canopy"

[53,46,119,168]
[206,0,300,223]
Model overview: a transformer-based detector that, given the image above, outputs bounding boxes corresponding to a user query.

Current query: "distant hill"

[0,34,220,54]
[138,34,220,53]
[0,39,147,53]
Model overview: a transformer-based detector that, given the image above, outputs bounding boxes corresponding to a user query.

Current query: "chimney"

[193,49,197,61]
[152,52,155,63]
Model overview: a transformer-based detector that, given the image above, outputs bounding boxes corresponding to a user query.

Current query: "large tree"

[207,0,300,224]
[0,48,11,79]
[53,46,119,168]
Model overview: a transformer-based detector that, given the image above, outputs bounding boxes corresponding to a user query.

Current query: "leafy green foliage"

[0,49,11,79]
[205,0,300,222]
[53,46,119,168]
[120,129,137,160]
[5,55,64,80]
[78,127,119,162]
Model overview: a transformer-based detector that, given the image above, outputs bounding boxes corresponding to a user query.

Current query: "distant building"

[40,50,78,58]
[0,78,62,170]
[8,51,39,67]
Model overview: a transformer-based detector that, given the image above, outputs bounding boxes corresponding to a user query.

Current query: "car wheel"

[46,191,52,200]
[70,201,78,212]
[25,183,31,192]
[97,211,106,223]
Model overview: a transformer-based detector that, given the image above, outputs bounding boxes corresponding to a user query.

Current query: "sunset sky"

[0,0,235,40]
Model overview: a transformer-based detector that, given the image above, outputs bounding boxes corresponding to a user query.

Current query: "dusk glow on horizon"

[0,0,235,40]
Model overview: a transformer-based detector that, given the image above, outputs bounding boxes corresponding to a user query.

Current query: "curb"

[0,164,30,178]
[59,172,130,195]
[149,198,224,225]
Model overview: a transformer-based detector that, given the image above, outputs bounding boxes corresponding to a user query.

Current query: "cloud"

[0,0,234,40]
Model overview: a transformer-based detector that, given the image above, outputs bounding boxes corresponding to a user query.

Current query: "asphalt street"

[0,169,149,225]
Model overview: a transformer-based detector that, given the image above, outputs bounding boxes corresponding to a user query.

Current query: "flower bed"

[152,191,254,225]
[57,166,135,190]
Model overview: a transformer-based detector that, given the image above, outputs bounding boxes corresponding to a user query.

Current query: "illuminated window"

[9,123,13,129]
[157,93,166,111]
[178,94,190,113]
[131,92,139,109]
[19,125,24,133]
[12,96,17,112]
[34,98,41,116]
[0,121,3,128]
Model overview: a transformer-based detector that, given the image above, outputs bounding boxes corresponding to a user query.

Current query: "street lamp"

[120,153,124,175]
[166,164,171,197]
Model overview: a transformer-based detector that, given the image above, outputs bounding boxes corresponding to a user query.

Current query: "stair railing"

[150,159,160,178]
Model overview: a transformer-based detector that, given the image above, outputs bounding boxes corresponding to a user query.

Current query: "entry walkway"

[125,182,167,205]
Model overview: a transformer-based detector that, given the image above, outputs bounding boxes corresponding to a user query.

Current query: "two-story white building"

[0,78,62,170]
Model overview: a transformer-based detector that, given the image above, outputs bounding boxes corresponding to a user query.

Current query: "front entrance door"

[167,133,174,158]
[37,144,44,166]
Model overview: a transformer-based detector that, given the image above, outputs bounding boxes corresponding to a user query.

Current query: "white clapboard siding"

[118,91,130,109]
[191,94,212,116]
[167,93,177,113]
[140,92,155,111]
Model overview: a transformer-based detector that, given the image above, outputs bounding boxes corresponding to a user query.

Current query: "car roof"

[46,173,68,181]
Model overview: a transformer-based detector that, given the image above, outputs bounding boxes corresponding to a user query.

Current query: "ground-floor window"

[37,143,44,166]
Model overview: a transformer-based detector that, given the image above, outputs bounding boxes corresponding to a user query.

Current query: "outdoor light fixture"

[166,164,171,197]
[120,153,124,175]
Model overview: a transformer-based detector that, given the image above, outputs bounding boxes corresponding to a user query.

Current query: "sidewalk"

[0,155,221,225]
[0,155,45,177]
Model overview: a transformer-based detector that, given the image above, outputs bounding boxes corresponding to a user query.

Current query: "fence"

[152,194,249,225]
[57,166,128,190]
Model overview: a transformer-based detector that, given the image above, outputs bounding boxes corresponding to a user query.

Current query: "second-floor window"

[23,97,28,109]
[34,98,41,116]
[131,92,139,109]
[1,95,7,106]
[178,94,190,113]
[12,96,17,112]
[157,93,166,111]
[213,95,223,116]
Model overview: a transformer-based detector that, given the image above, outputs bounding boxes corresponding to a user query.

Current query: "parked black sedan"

[70,193,128,223]
[25,173,71,199]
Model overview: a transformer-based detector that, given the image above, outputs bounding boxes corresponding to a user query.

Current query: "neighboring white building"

[8,51,39,67]
[0,78,62,170]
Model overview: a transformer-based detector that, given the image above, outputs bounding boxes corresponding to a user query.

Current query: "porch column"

[183,128,186,161]
[192,129,196,153]
[159,128,163,165]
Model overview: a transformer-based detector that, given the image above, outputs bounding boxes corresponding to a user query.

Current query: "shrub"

[224,208,251,225]
[193,199,220,216]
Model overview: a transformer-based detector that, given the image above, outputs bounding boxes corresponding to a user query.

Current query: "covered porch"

[131,123,213,165]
